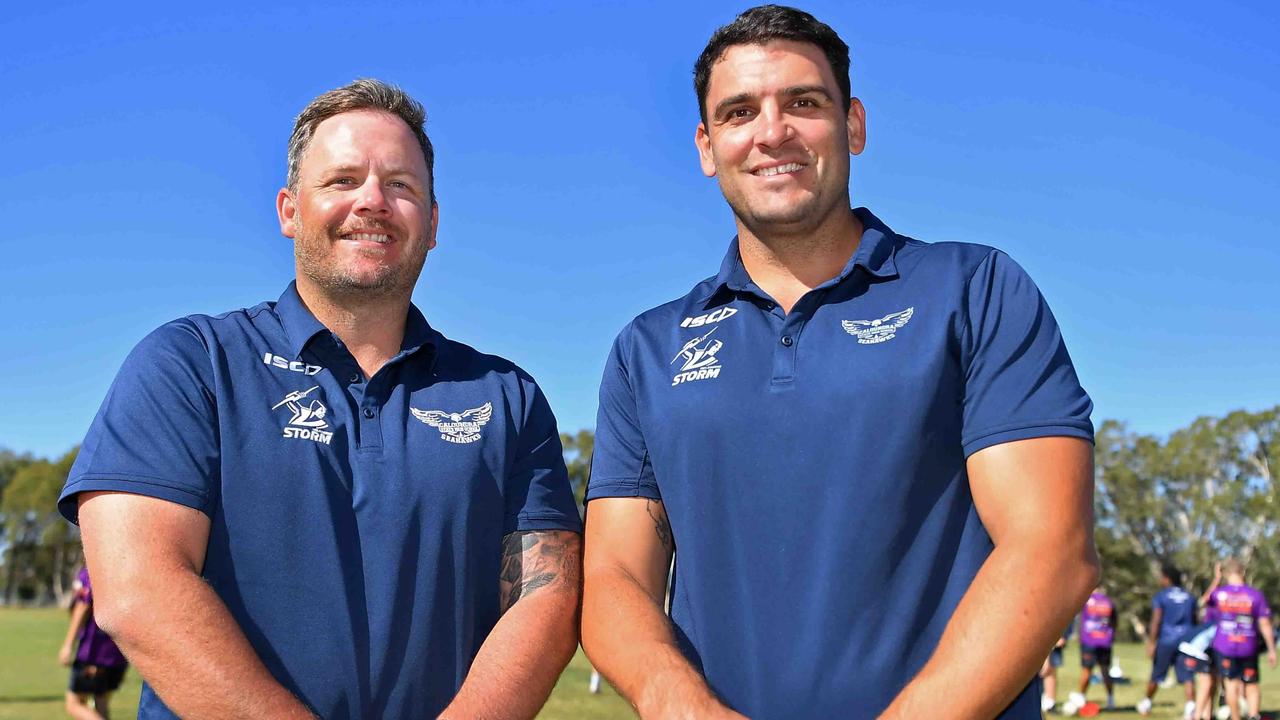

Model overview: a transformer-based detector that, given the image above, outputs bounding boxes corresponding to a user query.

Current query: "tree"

[1,447,80,604]
[560,429,594,513]
[1092,408,1280,640]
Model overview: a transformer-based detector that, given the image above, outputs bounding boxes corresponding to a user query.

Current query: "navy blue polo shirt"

[59,282,581,719]
[1153,586,1196,646]
[586,208,1092,719]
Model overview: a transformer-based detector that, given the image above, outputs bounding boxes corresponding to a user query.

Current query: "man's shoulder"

[127,300,277,359]
[892,233,1006,278]
[618,273,725,339]
[432,332,540,387]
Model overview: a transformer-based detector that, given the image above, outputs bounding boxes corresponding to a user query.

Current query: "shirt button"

[765,301,776,310]
[362,407,375,419]
[349,373,361,383]
[781,335,794,347]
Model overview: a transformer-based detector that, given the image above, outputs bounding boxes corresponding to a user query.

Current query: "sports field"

[3,606,1276,719]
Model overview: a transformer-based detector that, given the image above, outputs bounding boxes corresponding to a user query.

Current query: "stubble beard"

[293,218,428,300]
[723,179,850,245]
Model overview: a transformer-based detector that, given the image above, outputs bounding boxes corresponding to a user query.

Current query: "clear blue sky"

[3,0,1277,460]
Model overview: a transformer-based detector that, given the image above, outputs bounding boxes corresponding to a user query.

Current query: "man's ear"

[695,123,717,178]
[277,188,298,238]
[847,98,867,156]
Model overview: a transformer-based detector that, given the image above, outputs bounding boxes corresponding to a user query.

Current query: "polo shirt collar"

[699,206,900,305]
[276,281,439,361]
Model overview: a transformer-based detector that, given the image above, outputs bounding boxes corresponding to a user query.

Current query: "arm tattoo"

[646,499,674,555]
[498,530,582,614]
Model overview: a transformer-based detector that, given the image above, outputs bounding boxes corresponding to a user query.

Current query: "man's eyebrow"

[712,92,752,119]
[784,85,833,99]
[320,164,422,181]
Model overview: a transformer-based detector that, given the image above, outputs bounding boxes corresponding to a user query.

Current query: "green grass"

[3,607,1277,719]
[0,607,629,719]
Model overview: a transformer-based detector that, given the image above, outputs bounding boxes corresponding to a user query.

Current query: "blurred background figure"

[1205,558,1276,720]
[1140,564,1197,718]
[58,566,128,720]
[1041,619,1074,713]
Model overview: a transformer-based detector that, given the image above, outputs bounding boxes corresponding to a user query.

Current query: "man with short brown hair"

[59,79,582,719]
[581,6,1099,718]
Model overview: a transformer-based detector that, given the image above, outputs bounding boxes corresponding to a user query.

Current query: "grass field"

[3,607,1277,719]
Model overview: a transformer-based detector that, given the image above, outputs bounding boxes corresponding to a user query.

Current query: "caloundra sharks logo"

[842,307,914,345]
[411,402,493,444]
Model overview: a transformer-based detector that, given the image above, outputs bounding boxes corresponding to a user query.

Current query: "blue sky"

[2,0,1277,459]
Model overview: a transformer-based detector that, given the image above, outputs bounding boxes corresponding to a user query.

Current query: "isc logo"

[680,307,738,328]
[263,352,323,376]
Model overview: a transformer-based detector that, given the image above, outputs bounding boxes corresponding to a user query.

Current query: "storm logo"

[273,386,334,445]
[671,328,724,387]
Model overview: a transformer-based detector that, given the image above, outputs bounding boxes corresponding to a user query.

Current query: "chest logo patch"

[273,386,334,445]
[671,327,724,387]
[412,402,493,444]
[842,307,914,345]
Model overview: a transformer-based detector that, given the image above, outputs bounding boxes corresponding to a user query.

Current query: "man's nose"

[755,106,793,148]
[355,178,391,215]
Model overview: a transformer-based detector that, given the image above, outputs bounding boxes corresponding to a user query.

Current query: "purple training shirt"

[73,567,128,668]
[1209,584,1272,658]
[1081,592,1116,648]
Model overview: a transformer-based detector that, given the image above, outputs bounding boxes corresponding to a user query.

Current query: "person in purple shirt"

[59,566,128,720]
[1068,587,1118,713]
[1205,558,1276,720]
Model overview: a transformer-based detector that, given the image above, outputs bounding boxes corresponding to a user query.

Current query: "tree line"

[3,408,1276,643]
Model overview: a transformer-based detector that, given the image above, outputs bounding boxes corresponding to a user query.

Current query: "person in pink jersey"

[1205,558,1276,720]
[59,566,129,719]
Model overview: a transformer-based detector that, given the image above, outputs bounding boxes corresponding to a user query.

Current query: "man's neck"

[295,277,411,379]
[736,207,863,314]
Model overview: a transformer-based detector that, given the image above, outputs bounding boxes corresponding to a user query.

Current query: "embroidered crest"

[411,402,493,444]
[841,307,914,345]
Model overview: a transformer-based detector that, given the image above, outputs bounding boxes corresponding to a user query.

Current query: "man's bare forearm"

[879,542,1098,719]
[80,492,313,720]
[441,530,581,720]
[582,566,740,719]
[93,565,314,720]
[442,588,578,719]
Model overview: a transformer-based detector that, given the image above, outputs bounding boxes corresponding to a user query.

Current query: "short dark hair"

[1161,563,1182,586]
[287,78,435,203]
[693,5,851,124]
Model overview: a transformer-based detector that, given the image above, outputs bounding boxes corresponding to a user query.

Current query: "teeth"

[347,233,390,243]
[755,163,804,177]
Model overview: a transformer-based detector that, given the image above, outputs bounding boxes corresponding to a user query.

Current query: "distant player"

[1205,558,1276,720]
[1068,587,1118,714]
[1139,564,1197,718]
[58,566,128,720]
[1041,619,1074,713]
[1185,563,1223,720]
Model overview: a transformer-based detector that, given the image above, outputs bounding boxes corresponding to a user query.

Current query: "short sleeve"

[503,373,582,535]
[58,320,221,523]
[584,325,660,503]
[1257,592,1272,619]
[960,251,1094,457]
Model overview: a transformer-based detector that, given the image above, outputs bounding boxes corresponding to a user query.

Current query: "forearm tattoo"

[498,530,582,613]
[646,499,674,555]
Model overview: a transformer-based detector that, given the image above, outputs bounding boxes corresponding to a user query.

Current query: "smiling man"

[580,6,1099,718]
[58,79,582,719]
